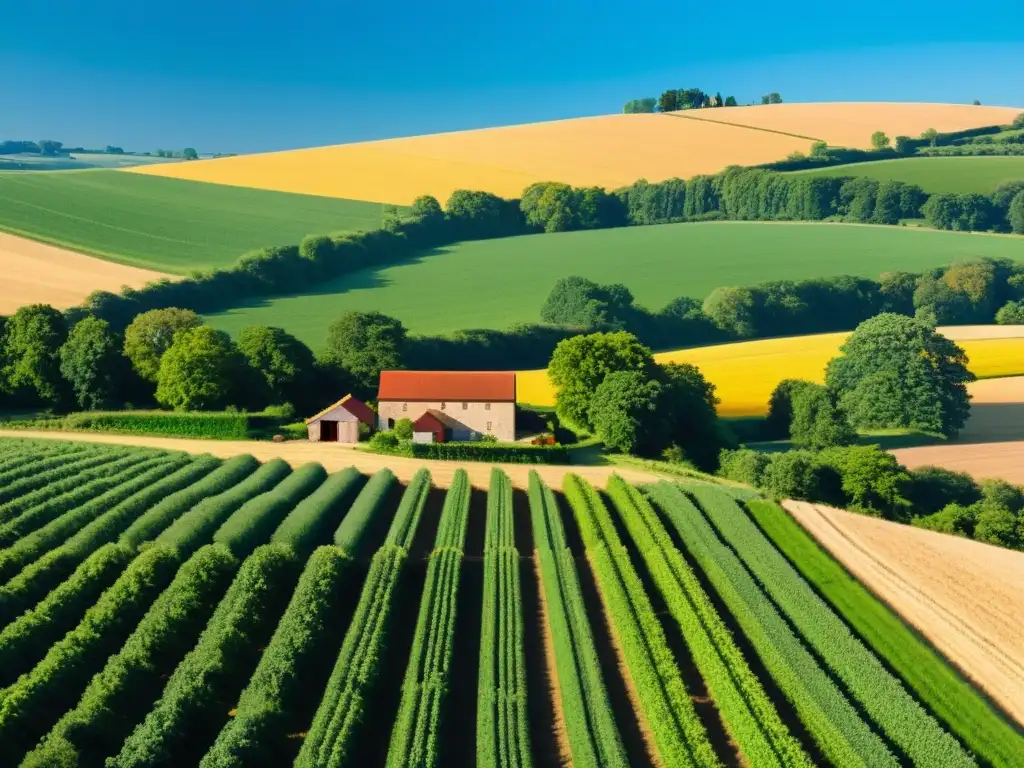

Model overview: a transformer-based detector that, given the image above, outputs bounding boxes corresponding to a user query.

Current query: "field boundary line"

[659,112,822,142]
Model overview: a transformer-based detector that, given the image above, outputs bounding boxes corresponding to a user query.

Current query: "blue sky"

[3,0,1022,154]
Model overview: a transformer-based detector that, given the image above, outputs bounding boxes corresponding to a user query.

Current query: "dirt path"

[0,430,660,490]
[783,500,1024,726]
[0,232,170,314]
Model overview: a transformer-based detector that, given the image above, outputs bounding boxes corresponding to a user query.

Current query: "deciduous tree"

[155,326,250,410]
[123,308,202,383]
[870,131,891,150]
[59,317,125,410]
[324,311,406,394]
[0,304,68,405]
[237,325,315,408]
[589,370,663,454]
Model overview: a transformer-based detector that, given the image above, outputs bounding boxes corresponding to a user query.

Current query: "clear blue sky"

[3,0,1022,154]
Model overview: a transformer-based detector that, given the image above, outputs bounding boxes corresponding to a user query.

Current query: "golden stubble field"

[0,232,170,315]
[128,103,1022,205]
[784,500,1024,725]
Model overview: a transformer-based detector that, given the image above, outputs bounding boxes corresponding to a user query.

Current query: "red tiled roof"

[304,394,375,425]
[378,371,515,402]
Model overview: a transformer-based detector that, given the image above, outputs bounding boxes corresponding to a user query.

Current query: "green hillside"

[0,171,391,273]
[789,156,1024,194]
[205,220,1024,348]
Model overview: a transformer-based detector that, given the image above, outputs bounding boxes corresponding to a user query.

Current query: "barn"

[377,370,516,442]
[305,394,375,443]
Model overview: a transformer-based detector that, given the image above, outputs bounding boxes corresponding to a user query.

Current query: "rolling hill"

[128,102,1023,205]
[203,221,1024,346]
[790,156,1024,194]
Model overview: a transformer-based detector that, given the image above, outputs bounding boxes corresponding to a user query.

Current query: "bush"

[38,410,290,440]
[995,299,1024,324]
[912,503,978,537]
[765,379,809,439]
[1010,190,1024,235]
[718,449,769,486]
[759,451,826,501]
[973,505,1019,548]
[788,383,855,450]
[370,438,570,464]
[393,418,413,440]
[906,466,983,516]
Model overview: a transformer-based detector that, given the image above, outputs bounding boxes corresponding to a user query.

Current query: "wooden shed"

[412,410,447,443]
[305,395,375,443]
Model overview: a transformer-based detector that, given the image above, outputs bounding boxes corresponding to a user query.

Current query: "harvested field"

[891,441,1024,484]
[783,500,1024,725]
[673,102,1022,150]
[0,429,659,490]
[0,232,170,314]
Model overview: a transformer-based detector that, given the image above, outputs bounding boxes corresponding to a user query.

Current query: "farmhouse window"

[441,402,447,410]
[402,403,407,412]
[462,402,468,410]
[486,421,492,431]
[485,403,491,411]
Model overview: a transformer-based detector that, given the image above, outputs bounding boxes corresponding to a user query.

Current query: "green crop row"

[0,449,149,528]
[155,458,292,555]
[604,477,810,767]
[563,475,718,767]
[0,544,183,764]
[691,487,973,767]
[477,469,532,768]
[200,546,353,767]
[297,473,433,768]
[110,544,300,767]
[333,468,397,557]
[526,471,627,768]
[748,500,1024,768]
[0,454,190,582]
[272,467,364,557]
[120,454,258,547]
[385,470,472,768]
[647,483,896,767]
[0,445,100,502]
[23,544,240,768]
[0,543,133,683]
[213,463,326,557]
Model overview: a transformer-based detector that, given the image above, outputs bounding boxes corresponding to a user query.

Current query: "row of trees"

[623,89,781,113]
[0,140,63,155]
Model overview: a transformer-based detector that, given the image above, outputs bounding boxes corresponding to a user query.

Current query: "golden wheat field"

[127,103,1021,205]
[515,326,1024,415]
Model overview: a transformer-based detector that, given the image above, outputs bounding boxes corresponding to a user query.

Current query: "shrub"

[765,379,810,439]
[759,451,826,501]
[973,505,1019,548]
[718,449,769,486]
[788,383,855,450]
[912,503,978,537]
[370,439,569,464]
[393,417,414,440]
[906,466,983,516]
[996,299,1024,324]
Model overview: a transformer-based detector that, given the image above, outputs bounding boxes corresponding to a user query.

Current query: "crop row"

[24,543,240,767]
[604,477,810,767]
[0,456,219,617]
[386,470,472,767]
[110,544,300,767]
[0,544,184,764]
[213,462,326,557]
[0,453,192,582]
[563,474,719,767]
[201,545,353,766]
[647,482,896,767]
[334,468,396,556]
[0,449,151,530]
[272,466,364,557]
[690,486,973,767]
[155,458,292,555]
[297,469,433,768]
[0,445,111,507]
[477,469,531,768]
[526,471,627,768]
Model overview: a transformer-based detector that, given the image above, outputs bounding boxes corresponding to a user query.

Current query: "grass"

[0,170,392,273]
[0,153,181,171]
[204,220,1024,346]
[747,500,1024,768]
[789,156,1024,194]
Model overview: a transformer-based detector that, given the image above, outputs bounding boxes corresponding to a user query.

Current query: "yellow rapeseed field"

[127,103,1021,206]
[515,330,1024,417]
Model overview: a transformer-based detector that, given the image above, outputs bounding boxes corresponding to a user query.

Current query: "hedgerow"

[109,544,300,767]
[477,469,532,768]
[0,457,216,617]
[0,543,133,682]
[605,477,810,767]
[0,454,190,581]
[370,439,570,464]
[120,454,258,547]
[692,489,973,767]
[271,466,364,556]
[526,471,627,768]
[333,468,396,556]
[0,449,150,527]
[155,457,291,555]
[562,475,718,767]
[0,544,183,764]
[296,471,433,768]
[385,470,472,767]
[200,546,352,766]
[22,544,240,768]
[213,462,326,557]
[647,482,896,767]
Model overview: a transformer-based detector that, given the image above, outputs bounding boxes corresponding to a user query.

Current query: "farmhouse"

[305,394,375,443]
[377,371,516,442]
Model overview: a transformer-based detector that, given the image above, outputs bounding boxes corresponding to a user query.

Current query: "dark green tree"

[973,505,1018,548]
[702,286,756,337]
[540,276,633,328]
[155,326,251,410]
[996,299,1024,324]
[656,362,722,470]
[913,504,978,537]
[826,313,974,438]
[817,445,913,519]
[920,127,938,146]
[656,90,679,112]
[724,96,738,107]
[58,317,125,410]
[182,148,199,160]
[324,311,406,394]
[622,98,656,113]
[0,304,68,405]
[870,131,891,150]
[1010,190,1024,234]
[589,370,663,454]
[893,135,913,154]
[236,325,316,409]
[410,194,444,222]
[789,382,856,449]
[907,466,982,515]
[123,308,202,383]
[766,379,809,439]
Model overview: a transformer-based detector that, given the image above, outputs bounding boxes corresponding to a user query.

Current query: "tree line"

[0,139,200,159]
[622,89,782,113]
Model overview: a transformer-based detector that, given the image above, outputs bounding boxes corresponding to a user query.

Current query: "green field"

[206,220,1024,348]
[0,153,182,171]
[789,156,1024,194]
[0,171,391,273]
